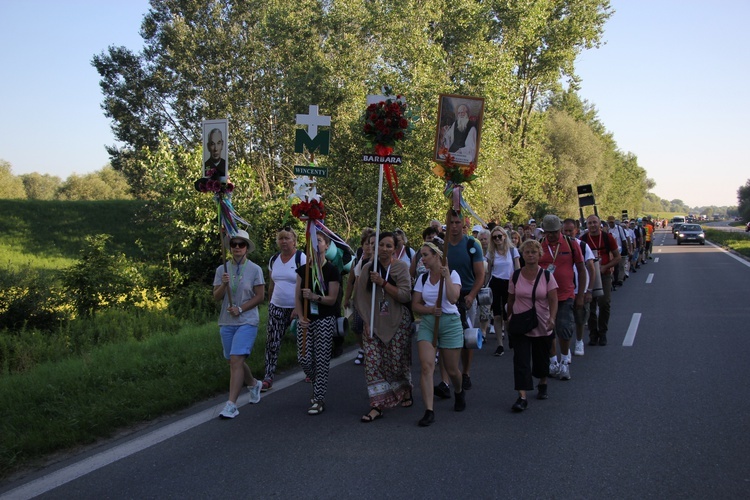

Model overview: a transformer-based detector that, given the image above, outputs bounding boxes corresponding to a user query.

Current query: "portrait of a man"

[435,95,484,167]
[202,120,228,181]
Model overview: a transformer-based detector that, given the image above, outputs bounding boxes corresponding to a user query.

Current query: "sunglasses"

[230,241,248,248]
[278,225,292,232]
[492,234,504,240]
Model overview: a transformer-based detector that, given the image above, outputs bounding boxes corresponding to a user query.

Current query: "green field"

[0,200,317,478]
[0,199,151,270]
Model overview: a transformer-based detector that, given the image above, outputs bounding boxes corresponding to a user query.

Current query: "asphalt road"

[3,229,749,499]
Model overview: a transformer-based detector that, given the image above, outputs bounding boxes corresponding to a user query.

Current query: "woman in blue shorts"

[212,230,266,419]
[412,240,465,426]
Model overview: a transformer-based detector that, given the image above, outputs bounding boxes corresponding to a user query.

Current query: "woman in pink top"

[507,239,558,411]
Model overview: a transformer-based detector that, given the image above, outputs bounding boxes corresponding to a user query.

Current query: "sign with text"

[293,165,328,177]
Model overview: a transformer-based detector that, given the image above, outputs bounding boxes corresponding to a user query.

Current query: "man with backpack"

[538,215,585,380]
[581,215,621,346]
[435,209,485,397]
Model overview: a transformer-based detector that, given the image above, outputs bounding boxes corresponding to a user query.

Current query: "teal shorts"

[417,314,463,349]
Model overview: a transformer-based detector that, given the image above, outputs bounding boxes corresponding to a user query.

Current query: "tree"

[55,167,133,200]
[0,159,27,199]
[21,172,62,200]
[737,179,750,222]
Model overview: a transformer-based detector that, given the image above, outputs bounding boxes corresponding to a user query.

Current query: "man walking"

[435,209,484,397]
[539,215,584,379]
[581,215,620,346]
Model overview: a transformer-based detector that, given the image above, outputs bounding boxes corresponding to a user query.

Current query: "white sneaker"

[559,362,571,380]
[549,361,561,379]
[248,379,262,404]
[574,340,585,356]
[219,401,239,419]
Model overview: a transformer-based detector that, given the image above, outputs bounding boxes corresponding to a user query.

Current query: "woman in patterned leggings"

[262,227,306,392]
[295,231,341,415]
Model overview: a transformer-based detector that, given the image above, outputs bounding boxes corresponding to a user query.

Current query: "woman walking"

[262,226,305,392]
[295,232,341,415]
[212,230,265,419]
[507,239,558,412]
[412,240,465,426]
[343,228,375,366]
[354,232,414,422]
[487,226,520,356]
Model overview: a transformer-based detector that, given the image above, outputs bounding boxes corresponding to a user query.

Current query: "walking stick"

[302,219,312,356]
[220,229,234,306]
[432,211,451,348]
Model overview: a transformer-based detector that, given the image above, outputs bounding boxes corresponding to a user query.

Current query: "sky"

[0,0,747,208]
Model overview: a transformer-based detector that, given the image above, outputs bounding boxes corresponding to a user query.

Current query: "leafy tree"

[63,235,146,317]
[21,172,61,200]
[55,168,133,200]
[0,159,27,200]
[91,0,618,258]
[737,179,750,222]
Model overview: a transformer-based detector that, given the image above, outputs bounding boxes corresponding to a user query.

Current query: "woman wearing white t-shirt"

[412,241,465,426]
[262,227,306,392]
[487,226,520,356]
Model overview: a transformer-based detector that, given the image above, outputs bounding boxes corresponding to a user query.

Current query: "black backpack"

[269,250,304,271]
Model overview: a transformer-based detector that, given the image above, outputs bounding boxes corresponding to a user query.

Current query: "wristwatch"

[238,306,243,314]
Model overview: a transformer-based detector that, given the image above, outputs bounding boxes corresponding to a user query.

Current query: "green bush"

[0,266,68,332]
[167,282,218,323]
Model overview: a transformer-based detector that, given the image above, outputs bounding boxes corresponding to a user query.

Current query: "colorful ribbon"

[375,144,402,208]
[216,192,250,237]
[443,181,487,227]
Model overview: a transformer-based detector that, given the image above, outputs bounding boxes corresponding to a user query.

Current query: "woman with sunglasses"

[354,232,414,422]
[262,226,306,392]
[212,230,266,419]
[487,227,520,356]
[295,231,341,415]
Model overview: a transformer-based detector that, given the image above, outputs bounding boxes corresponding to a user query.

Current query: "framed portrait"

[202,119,229,181]
[434,94,485,167]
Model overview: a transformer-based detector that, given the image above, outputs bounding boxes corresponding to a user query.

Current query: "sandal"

[401,392,414,408]
[354,350,364,365]
[360,407,383,423]
[261,379,272,392]
[308,401,325,415]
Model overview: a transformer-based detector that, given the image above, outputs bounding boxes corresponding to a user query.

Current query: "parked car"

[676,224,705,245]
[746,222,750,232]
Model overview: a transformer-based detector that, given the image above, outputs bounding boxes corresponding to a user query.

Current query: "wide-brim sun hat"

[229,229,255,253]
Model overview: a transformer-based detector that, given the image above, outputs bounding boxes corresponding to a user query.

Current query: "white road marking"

[706,241,750,268]
[646,273,654,283]
[1,352,358,499]
[657,248,662,252]
[654,258,659,263]
[623,313,642,346]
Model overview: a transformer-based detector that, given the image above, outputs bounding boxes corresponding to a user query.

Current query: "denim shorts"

[554,299,575,341]
[220,324,259,359]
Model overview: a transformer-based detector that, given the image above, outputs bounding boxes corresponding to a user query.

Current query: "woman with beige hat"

[212,229,266,419]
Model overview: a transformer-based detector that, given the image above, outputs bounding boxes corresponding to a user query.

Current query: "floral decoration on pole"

[362,86,414,207]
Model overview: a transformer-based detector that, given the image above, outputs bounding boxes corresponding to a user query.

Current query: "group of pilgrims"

[212,207,655,425]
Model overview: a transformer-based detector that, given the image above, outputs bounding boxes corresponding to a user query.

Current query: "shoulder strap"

[295,249,303,268]
[511,268,522,286]
[269,252,280,271]
[421,272,429,287]
[530,268,545,306]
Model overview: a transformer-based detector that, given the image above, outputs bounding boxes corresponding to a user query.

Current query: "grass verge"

[704,228,750,258]
[0,306,302,479]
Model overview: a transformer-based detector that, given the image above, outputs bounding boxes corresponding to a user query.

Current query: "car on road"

[676,223,705,245]
[672,222,684,239]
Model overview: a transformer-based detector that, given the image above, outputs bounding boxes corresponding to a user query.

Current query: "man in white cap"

[538,215,585,384]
